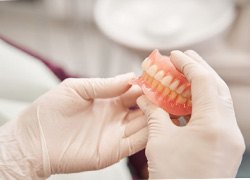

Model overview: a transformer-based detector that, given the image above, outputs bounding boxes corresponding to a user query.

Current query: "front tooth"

[141,58,151,70]
[161,75,173,87]
[147,65,158,76]
[154,70,164,81]
[176,84,186,94]
[169,80,180,90]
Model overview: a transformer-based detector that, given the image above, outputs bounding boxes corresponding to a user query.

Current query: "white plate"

[94,0,235,50]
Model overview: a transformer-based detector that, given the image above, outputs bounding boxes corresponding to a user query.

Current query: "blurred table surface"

[0,0,250,177]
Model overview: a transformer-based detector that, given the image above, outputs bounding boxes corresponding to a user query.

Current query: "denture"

[132,49,192,116]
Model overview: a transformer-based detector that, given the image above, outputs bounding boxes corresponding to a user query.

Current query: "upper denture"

[136,49,192,116]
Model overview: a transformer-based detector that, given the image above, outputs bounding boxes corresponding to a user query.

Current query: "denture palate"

[140,57,192,106]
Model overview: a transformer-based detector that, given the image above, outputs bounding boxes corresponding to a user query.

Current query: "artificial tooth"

[169,80,180,91]
[176,95,187,104]
[152,79,159,89]
[156,84,164,93]
[142,72,149,82]
[141,58,151,70]
[147,76,154,84]
[187,99,192,106]
[168,91,177,100]
[147,65,158,76]
[182,88,191,98]
[161,75,173,87]
[176,84,186,94]
[154,70,165,81]
[162,87,170,97]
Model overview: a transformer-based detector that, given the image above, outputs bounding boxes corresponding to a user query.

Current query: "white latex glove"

[137,50,245,179]
[0,73,148,179]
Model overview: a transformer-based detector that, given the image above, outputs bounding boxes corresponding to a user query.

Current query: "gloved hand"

[137,50,245,179]
[0,73,148,179]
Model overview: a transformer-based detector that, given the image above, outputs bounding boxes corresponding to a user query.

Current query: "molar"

[168,91,178,101]
[187,99,192,106]
[182,88,191,98]
[176,95,187,104]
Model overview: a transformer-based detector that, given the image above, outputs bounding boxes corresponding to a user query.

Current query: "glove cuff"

[0,106,51,179]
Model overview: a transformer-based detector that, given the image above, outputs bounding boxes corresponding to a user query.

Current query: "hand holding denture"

[0,73,148,178]
[137,50,245,178]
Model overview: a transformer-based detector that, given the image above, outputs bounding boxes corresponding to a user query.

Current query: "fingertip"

[184,49,197,55]
[170,50,182,55]
[112,72,136,90]
[120,85,143,108]
[170,50,193,63]
[137,96,169,117]
[170,50,188,72]
[136,95,147,109]
[170,50,208,81]
[136,96,176,129]
[130,84,143,93]
[116,72,136,80]
[137,95,159,117]
[184,50,204,61]
[121,127,148,157]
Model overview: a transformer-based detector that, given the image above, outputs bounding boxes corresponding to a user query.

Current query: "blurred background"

[0,0,249,179]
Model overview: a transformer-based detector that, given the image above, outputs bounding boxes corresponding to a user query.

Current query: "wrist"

[0,108,49,179]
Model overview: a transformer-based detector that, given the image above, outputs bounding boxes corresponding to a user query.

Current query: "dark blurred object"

[128,150,148,179]
[237,152,250,178]
[0,36,78,81]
